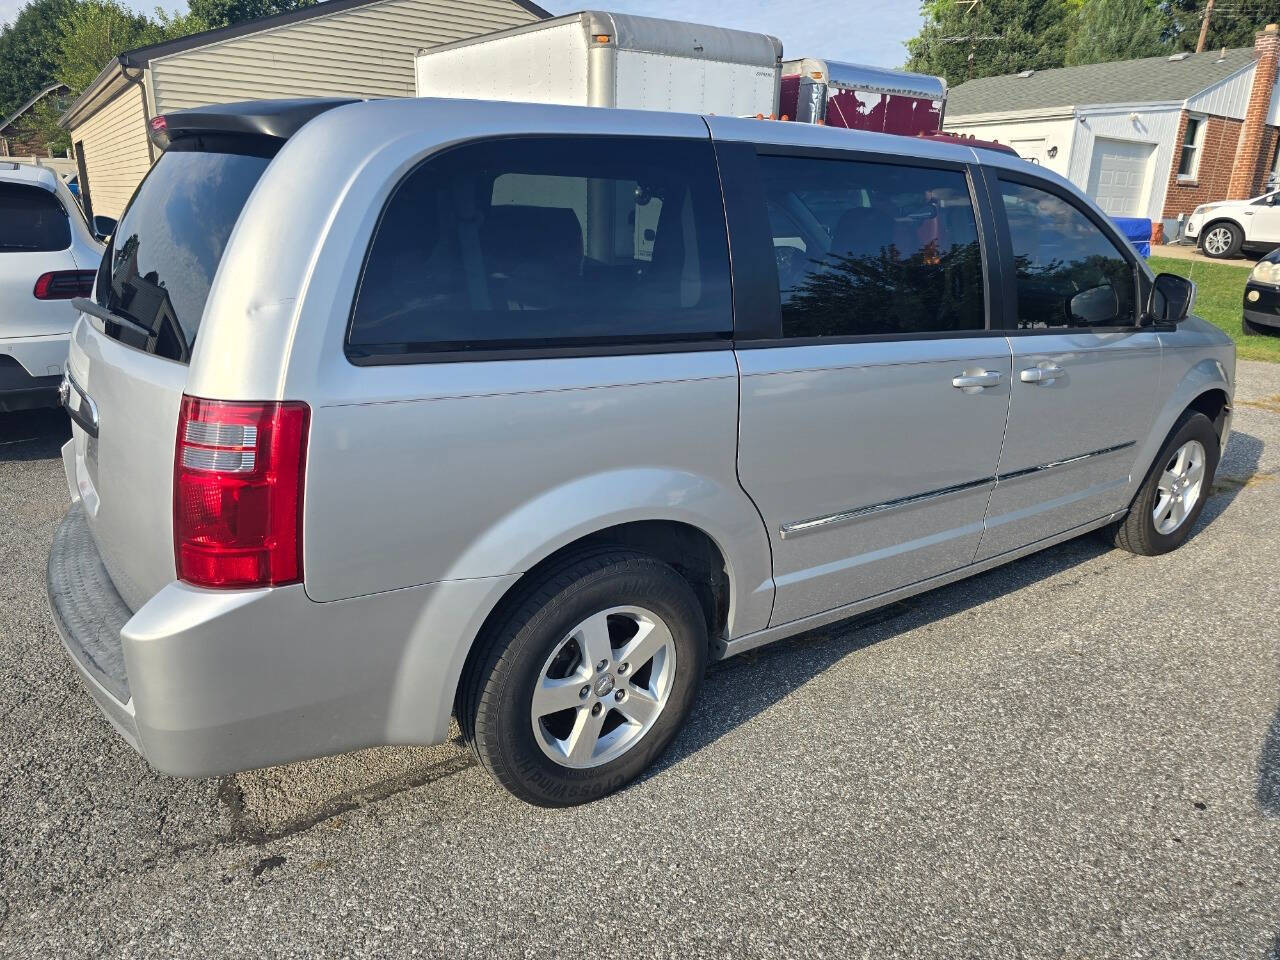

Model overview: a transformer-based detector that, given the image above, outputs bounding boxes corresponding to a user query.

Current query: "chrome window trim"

[778,441,1136,539]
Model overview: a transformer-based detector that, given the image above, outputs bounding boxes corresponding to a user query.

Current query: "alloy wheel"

[530,606,677,769]
[1203,227,1232,256]
[1153,439,1207,535]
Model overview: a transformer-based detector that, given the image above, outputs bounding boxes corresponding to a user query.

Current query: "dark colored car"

[1243,248,1280,334]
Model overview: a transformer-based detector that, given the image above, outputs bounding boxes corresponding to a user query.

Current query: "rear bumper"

[0,332,69,376]
[46,483,514,777]
[46,502,141,750]
[0,337,66,411]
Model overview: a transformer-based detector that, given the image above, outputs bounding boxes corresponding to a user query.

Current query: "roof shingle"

[947,46,1259,117]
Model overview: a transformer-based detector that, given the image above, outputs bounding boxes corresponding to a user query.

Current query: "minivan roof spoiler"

[148,97,360,151]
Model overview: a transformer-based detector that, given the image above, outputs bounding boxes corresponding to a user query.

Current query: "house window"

[1177,115,1205,180]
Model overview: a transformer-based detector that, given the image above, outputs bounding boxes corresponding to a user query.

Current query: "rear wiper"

[0,242,41,250]
[71,297,155,338]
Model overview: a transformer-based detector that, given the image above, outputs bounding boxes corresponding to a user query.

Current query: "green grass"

[1149,255,1280,362]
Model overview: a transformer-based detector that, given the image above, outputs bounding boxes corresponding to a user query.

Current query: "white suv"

[1184,189,1280,258]
[1,162,106,411]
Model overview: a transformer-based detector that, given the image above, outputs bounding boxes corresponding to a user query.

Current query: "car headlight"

[1250,260,1280,285]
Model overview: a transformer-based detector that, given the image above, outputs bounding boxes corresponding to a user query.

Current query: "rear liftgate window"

[0,183,71,252]
[347,136,733,359]
[96,141,272,362]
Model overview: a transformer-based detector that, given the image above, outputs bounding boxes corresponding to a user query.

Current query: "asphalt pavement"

[1,365,1278,959]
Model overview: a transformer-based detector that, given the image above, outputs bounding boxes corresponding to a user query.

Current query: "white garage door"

[1086,138,1155,217]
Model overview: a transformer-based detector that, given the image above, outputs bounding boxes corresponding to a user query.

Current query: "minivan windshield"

[97,143,271,362]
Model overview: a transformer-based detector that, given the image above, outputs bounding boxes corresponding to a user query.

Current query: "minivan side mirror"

[92,215,117,242]
[1145,272,1196,326]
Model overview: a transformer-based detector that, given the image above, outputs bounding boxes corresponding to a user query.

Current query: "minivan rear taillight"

[34,270,96,300]
[174,396,310,589]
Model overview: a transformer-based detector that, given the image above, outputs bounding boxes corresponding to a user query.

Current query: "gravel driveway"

[2,363,1278,959]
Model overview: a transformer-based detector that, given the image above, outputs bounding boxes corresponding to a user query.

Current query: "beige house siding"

[71,84,151,219]
[148,0,539,111]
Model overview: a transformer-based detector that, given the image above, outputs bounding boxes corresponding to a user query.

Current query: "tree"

[1065,0,1165,65]
[906,0,1074,87]
[186,0,315,30]
[13,94,72,154]
[0,0,76,117]
[53,0,174,93]
[1160,0,1280,52]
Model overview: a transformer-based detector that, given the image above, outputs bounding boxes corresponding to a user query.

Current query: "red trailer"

[779,57,1017,155]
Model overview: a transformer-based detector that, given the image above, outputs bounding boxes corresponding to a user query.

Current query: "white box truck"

[414,10,782,118]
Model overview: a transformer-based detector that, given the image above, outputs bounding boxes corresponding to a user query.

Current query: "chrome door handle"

[952,370,1002,391]
[1020,363,1065,384]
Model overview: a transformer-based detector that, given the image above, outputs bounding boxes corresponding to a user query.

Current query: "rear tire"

[1200,222,1243,259]
[459,549,707,806]
[1106,411,1220,556]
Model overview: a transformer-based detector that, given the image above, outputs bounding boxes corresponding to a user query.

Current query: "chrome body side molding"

[778,477,992,540]
[993,441,1136,484]
[779,441,1136,540]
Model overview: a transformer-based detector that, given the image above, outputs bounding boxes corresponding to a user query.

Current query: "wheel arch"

[1126,358,1232,505]
[384,471,776,746]
[451,519,735,719]
[1200,217,1245,252]
[435,468,775,641]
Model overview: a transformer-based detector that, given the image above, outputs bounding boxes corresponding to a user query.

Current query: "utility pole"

[1196,0,1215,53]
[934,0,1000,81]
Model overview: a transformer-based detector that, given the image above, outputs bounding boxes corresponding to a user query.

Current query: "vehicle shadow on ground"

[655,428,1266,777]
[1202,428,1267,527]
[0,409,69,462]
[1261,708,1280,819]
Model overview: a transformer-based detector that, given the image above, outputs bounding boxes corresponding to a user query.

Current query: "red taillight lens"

[174,396,310,589]
[34,270,96,300]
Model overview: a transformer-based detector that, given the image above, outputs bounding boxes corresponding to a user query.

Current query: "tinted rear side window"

[347,136,732,358]
[0,183,70,252]
[758,154,985,339]
[98,144,271,362]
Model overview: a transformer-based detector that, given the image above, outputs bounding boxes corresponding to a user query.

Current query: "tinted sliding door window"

[999,180,1137,329]
[757,154,985,339]
[347,137,733,357]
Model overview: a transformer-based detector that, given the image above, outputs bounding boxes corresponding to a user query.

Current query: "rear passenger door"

[721,141,1012,627]
[975,171,1161,560]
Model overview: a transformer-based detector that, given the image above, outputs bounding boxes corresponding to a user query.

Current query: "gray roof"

[948,46,1259,117]
[62,0,551,125]
[1,83,68,131]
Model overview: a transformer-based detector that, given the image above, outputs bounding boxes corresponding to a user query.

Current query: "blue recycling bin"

[1110,216,1152,258]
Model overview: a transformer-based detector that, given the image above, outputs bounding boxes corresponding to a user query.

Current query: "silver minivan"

[48,97,1234,806]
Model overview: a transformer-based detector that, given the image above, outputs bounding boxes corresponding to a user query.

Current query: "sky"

[2,0,925,69]
[540,1,925,68]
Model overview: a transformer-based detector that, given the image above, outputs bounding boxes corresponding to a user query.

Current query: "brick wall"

[0,125,56,156]
[1162,112,1243,218]
[1228,23,1280,199]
